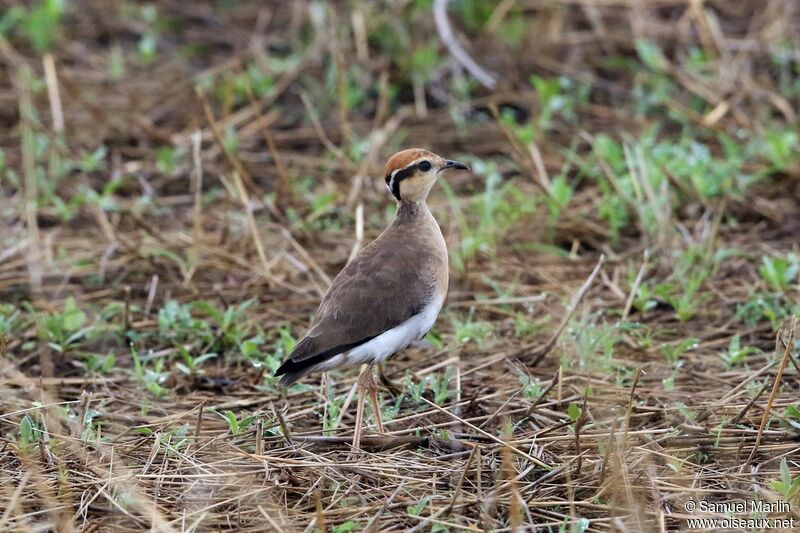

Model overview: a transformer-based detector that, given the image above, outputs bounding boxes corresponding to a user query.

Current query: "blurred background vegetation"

[0,0,799,531]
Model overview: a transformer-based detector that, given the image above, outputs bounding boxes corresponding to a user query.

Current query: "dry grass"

[1,1,799,531]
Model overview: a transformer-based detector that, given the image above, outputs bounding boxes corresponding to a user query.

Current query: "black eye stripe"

[385,160,431,200]
[386,163,415,200]
[393,164,418,182]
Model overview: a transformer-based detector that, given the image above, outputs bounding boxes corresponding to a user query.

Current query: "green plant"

[770,458,800,503]
[654,280,706,322]
[662,364,681,392]
[137,4,160,65]
[214,409,257,435]
[530,75,588,133]
[513,312,544,339]
[403,374,428,404]
[442,159,535,271]
[674,401,697,423]
[758,253,799,291]
[108,44,125,79]
[784,404,800,431]
[558,517,590,533]
[635,39,668,72]
[162,423,191,456]
[653,245,718,321]
[286,191,341,232]
[546,173,573,221]
[323,380,345,433]
[588,132,673,245]
[84,175,122,213]
[193,297,258,353]
[737,292,800,330]
[623,322,655,350]
[131,344,169,397]
[262,325,297,381]
[332,521,358,533]
[155,146,185,175]
[14,0,65,53]
[0,304,23,338]
[758,128,799,171]
[407,495,431,518]
[157,300,202,342]
[567,402,582,423]
[240,334,265,362]
[77,404,103,443]
[209,53,300,112]
[17,414,43,448]
[518,374,542,399]
[661,337,699,366]
[173,344,217,376]
[27,297,92,353]
[631,281,658,314]
[429,366,453,404]
[449,313,493,347]
[407,41,440,86]
[719,334,759,369]
[85,351,117,374]
[563,313,624,376]
[155,298,257,357]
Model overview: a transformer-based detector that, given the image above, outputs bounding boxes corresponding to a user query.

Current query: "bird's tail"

[274,358,316,387]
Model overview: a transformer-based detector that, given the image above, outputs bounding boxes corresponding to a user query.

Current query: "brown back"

[277,202,446,381]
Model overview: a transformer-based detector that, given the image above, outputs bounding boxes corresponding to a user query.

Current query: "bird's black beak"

[439,159,470,174]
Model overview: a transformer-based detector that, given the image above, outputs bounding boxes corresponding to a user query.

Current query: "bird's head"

[383,148,469,203]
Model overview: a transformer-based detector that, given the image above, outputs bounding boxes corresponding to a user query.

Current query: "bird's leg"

[352,365,384,450]
[361,364,385,434]
[352,377,366,451]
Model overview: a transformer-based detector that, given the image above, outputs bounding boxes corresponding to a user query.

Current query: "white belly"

[318,292,445,371]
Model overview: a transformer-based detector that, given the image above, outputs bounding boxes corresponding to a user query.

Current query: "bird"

[275,148,469,449]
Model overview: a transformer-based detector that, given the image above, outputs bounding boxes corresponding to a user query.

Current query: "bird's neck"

[396,200,430,220]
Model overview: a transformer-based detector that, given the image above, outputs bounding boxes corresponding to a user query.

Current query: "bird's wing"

[276,231,438,376]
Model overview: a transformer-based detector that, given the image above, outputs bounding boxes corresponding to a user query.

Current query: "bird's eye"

[418,161,432,172]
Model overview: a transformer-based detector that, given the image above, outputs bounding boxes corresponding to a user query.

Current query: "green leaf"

[100,352,116,373]
[567,402,582,422]
[0,6,25,36]
[728,333,741,354]
[146,381,165,396]
[759,256,790,290]
[21,0,65,53]
[407,495,430,517]
[780,457,792,487]
[19,415,36,444]
[224,410,239,433]
[332,521,358,533]
[62,297,86,331]
[131,344,143,382]
[550,175,573,209]
[410,42,439,75]
[635,39,667,72]
[574,518,591,533]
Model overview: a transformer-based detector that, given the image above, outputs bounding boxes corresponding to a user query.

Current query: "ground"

[1,1,799,531]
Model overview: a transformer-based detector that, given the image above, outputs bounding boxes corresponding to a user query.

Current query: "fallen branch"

[744,316,796,468]
[433,0,498,89]
[289,434,470,453]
